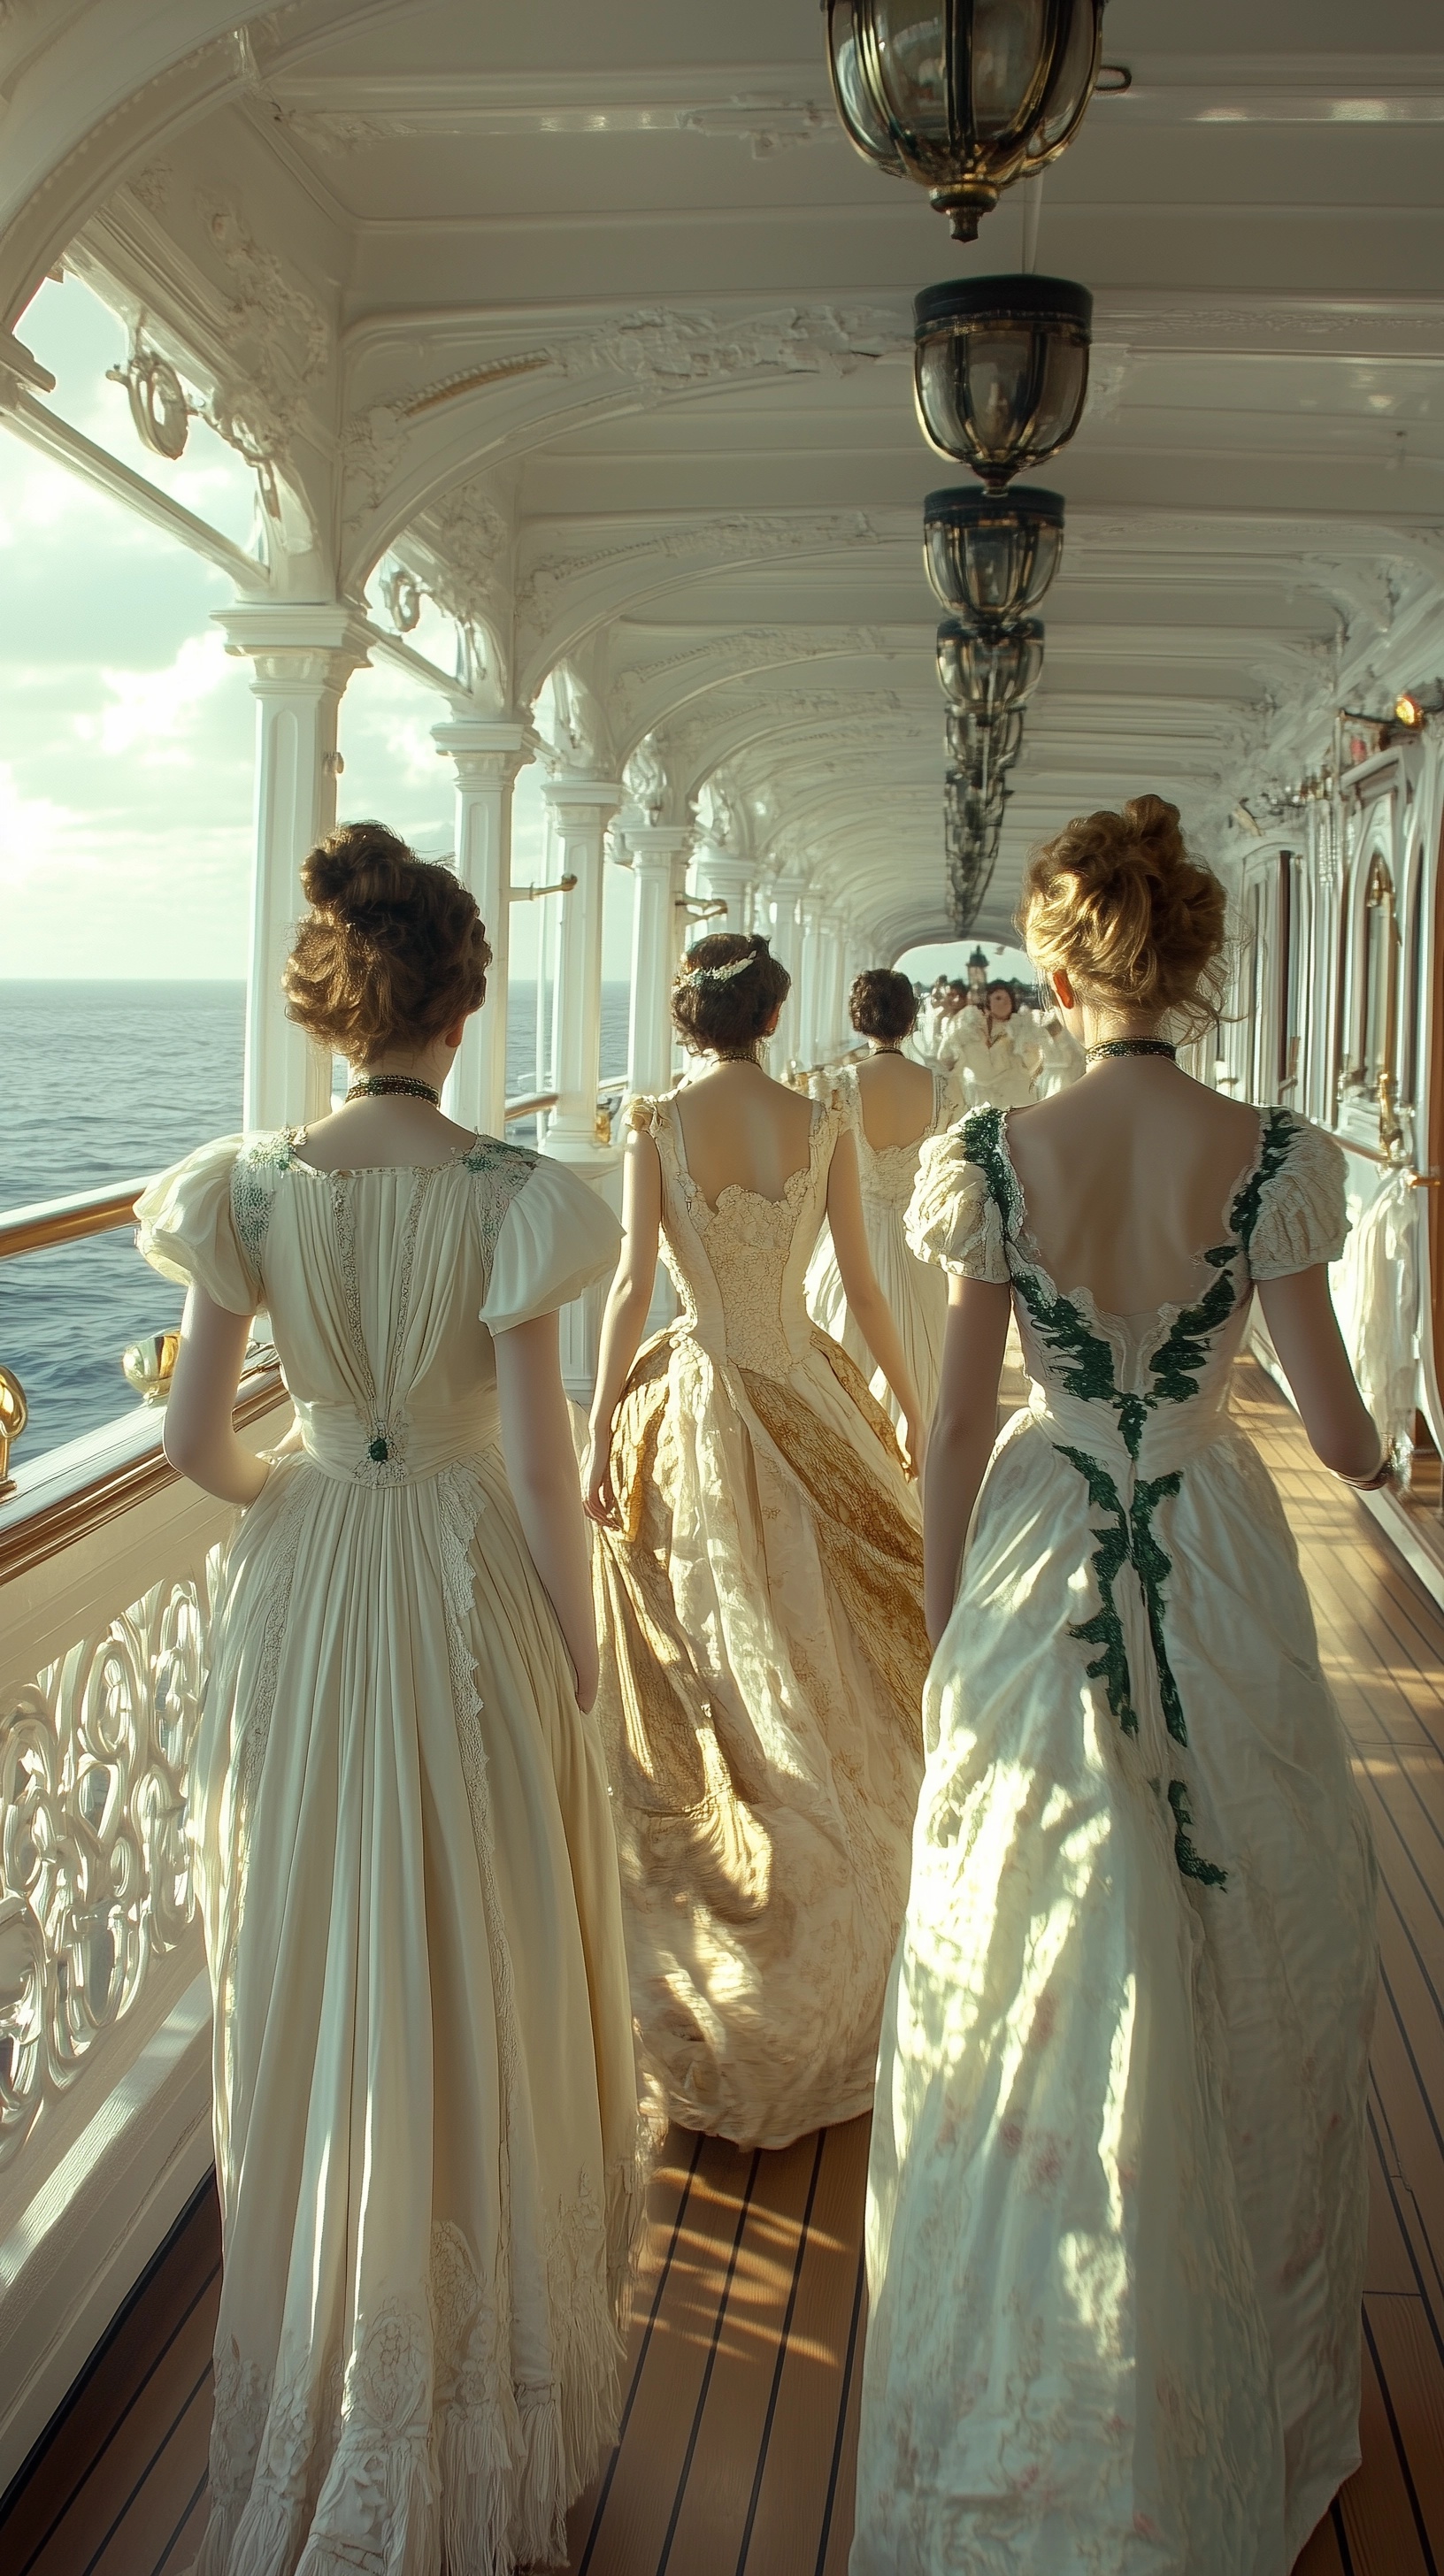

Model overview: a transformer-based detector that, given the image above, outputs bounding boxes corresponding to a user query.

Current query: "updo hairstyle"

[849,967,918,1043]
[1018,794,1226,1037]
[283,821,492,1062]
[985,979,1015,1018]
[670,931,790,1053]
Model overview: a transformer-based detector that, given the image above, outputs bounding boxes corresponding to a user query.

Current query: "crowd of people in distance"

[139,793,1384,2576]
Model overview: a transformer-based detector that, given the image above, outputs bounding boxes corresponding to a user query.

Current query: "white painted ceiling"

[11,0,1444,951]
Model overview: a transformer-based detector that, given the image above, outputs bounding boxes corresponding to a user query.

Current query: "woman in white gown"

[853,796,1379,2575]
[137,824,643,2576]
[941,978,1043,1109]
[582,932,932,2151]
[807,967,961,1429]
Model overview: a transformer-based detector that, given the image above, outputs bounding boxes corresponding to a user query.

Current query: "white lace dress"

[137,1131,644,2576]
[851,1104,1379,2576]
[941,1008,1042,1109]
[804,1062,961,1429]
[591,1091,930,2151]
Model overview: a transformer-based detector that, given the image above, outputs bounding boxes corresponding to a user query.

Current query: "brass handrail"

[0,1177,153,1260]
[503,1091,561,1122]
[1337,1135,1440,1185]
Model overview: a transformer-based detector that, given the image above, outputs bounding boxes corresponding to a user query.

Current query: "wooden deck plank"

[3,2183,219,2576]
[658,2129,824,2576]
[735,2117,872,2576]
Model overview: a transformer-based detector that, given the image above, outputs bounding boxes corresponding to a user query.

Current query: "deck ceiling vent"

[914,276,1092,486]
[824,0,1107,242]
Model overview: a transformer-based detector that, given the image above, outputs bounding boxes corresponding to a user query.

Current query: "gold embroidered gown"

[592,1092,930,2152]
[137,1128,643,2576]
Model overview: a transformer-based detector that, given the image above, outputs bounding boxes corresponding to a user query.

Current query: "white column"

[689,840,755,936]
[618,821,692,1095]
[432,715,531,1137]
[814,906,846,1060]
[540,773,623,1167]
[217,604,371,1130]
[797,889,827,1067]
[768,868,807,1069]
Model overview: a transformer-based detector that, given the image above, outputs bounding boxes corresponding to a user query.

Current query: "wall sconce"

[1394,679,1444,728]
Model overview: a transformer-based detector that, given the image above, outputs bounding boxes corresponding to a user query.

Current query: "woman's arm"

[583,1124,662,1523]
[162,1286,270,1505]
[1256,1267,1386,1483]
[826,1127,926,1473]
[922,1274,1011,1644]
[495,1309,600,1710]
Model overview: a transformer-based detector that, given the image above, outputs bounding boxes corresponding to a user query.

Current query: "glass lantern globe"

[925,486,1064,618]
[915,275,1092,484]
[825,0,1107,242]
[937,615,1044,715]
[946,706,1025,777]
[945,771,1008,840]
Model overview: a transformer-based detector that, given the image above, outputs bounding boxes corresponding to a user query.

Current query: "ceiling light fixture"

[914,275,1093,484]
[937,615,1044,715]
[824,0,1109,242]
[924,485,1065,618]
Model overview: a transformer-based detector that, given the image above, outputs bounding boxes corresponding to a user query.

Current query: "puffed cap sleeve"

[1247,1115,1350,1279]
[480,1153,622,1334]
[906,1129,1010,1282]
[134,1134,258,1315]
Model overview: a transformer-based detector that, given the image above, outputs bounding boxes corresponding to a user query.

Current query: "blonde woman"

[854,797,1379,2575]
[137,823,641,2576]
[583,932,931,2152]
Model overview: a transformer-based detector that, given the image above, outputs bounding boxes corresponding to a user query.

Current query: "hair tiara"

[676,942,758,989]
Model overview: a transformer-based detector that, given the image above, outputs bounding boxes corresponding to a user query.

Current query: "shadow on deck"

[4,1360,1443,2574]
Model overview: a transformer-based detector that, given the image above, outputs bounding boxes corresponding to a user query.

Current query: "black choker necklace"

[345,1074,442,1105]
[1084,1039,1177,1066]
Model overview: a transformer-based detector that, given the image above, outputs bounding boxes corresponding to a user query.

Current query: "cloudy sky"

[0,271,597,985]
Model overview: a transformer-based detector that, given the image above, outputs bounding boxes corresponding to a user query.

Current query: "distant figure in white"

[852,794,1380,2576]
[137,823,641,2576]
[940,975,1043,1109]
[807,967,962,1431]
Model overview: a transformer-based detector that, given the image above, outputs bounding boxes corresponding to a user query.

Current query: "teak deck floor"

[5,1358,1444,2576]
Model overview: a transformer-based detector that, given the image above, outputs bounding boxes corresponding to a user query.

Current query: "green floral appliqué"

[956,1103,1315,1894]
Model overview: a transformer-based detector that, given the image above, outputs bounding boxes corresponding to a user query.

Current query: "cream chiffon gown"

[805,1061,960,1428]
[851,1105,1379,2575]
[592,1091,931,2151]
[137,1129,644,2576]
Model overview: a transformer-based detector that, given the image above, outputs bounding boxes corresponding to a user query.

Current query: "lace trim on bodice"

[847,1067,956,1212]
[637,1091,835,1378]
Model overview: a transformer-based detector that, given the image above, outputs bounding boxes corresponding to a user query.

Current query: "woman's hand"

[581,1430,618,1526]
[900,1409,926,1482]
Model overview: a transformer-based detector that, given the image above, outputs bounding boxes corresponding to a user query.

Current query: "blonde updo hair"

[671,931,790,1052]
[283,820,492,1061]
[1018,794,1226,1038]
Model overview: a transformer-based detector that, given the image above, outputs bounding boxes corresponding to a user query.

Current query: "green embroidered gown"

[851,1104,1378,2576]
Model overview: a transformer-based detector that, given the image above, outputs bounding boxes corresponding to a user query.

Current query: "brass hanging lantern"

[925,485,1064,618]
[937,614,1044,714]
[915,275,1092,483]
[946,705,1025,776]
[824,0,1107,242]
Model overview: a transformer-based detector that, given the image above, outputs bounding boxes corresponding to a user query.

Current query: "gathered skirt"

[191,1444,644,2576]
[594,1323,929,2150]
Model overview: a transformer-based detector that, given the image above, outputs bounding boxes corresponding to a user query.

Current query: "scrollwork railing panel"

[0,1568,213,2168]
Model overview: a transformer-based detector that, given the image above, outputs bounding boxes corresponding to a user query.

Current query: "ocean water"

[1,980,632,1460]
